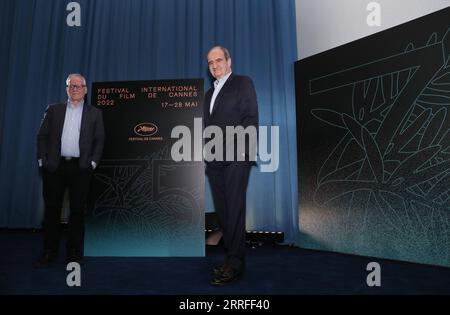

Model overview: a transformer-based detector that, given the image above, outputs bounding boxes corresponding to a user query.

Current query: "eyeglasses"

[67,84,86,90]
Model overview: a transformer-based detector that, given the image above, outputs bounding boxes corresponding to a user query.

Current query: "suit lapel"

[56,103,67,140]
[80,104,89,140]
[204,89,213,120]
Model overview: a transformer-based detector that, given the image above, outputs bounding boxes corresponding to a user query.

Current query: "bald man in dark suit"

[204,46,259,285]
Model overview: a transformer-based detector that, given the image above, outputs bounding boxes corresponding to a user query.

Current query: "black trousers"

[41,159,92,254]
[206,162,251,272]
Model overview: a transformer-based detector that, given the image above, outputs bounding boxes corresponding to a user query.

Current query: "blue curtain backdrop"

[0,0,299,244]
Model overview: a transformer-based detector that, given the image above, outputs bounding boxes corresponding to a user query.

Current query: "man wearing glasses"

[34,73,105,268]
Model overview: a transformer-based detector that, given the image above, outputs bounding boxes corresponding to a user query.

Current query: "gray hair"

[66,73,87,86]
[208,46,231,60]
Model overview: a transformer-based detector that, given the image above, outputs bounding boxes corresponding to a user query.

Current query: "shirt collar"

[67,99,84,109]
[214,71,232,89]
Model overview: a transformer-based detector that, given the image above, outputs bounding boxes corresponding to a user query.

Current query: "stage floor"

[1,229,449,295]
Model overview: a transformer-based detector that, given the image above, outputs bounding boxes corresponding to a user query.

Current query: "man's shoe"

[212,264,227,276]
[66,249,83,264]
[33,251,57,269]
[210,266,242,285]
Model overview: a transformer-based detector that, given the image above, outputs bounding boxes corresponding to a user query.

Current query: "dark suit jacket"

[204,74,259,168]
[37,102,105,172]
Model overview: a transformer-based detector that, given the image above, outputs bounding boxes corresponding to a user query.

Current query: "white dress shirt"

[61,100,84,158]
[210,71,232,114]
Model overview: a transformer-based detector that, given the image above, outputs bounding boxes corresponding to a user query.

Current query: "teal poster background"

[85,79,204,256]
